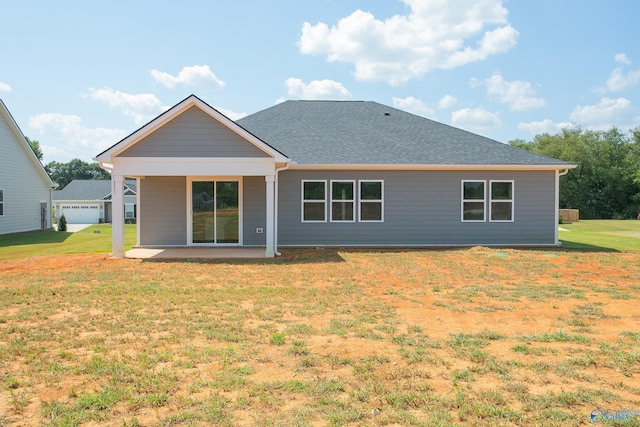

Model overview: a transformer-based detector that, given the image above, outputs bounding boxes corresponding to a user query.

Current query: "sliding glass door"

[192,180,239,244]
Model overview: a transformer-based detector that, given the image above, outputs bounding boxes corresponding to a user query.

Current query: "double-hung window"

[0,189,3,216]
[490,180,514,222]
[331,181,355,222]
[359,180,383,222]
[302,180,326,222]
[462,181,485,221]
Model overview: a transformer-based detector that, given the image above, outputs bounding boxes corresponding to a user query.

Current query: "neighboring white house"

[53,179,137,224]
[0,99,56,235]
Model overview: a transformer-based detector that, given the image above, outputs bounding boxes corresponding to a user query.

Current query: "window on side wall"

[490,180,514,222]
[331,181,355,222]
[462,181,485,222]
[0,189,3,216]
[359,180,383,222]
[301,180,326,222]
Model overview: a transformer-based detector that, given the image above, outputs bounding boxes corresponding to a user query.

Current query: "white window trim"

[301,180,327,223]
[358,180,384,222]
[0,189,3,217]
[489,180,514,222]
[461,180,486,222]
[330,180,356,223]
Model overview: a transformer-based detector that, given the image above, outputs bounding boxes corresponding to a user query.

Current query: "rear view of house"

[95,95,575,258]
[0,99,56,235]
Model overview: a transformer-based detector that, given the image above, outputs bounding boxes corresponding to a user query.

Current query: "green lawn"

[0,221,637,260]
[559,220,640,252]
[0,224,137,261]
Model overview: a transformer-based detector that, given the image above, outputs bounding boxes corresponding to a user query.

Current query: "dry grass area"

[0,248,639,426]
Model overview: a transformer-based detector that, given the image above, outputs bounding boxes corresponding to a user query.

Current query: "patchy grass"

[0,246,639,426]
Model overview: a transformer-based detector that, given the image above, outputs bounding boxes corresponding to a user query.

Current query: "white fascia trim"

[111,156,278,177]
[288,164,577,171]
[95,96,289,163]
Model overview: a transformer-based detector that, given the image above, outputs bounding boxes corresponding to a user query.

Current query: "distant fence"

[559,209,579,222]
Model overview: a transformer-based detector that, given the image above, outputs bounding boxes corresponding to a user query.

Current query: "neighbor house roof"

[53,179,136,201]
[237,100,573,168]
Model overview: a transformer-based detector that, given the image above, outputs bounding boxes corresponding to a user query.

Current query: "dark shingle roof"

[237,101,571,166]
[52,179,136,201]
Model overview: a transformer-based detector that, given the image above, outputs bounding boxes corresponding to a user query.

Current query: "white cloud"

[0,82,11,92]
[151,65,225,89]
[484,72,545,110]
[518,119,573,135]
[570,97,638,129]
[281,78,351,100]
[28,113,127,162]
[214,106,247,121]
[298,0,519,85]
[615,53,631,65]
[606,67,640,92]
[438,94,458,109]
[451,107,502,132]
[392,96,435,118]
[87,87,167,125]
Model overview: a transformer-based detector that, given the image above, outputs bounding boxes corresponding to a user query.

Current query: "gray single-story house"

[95,95,575,258]
[52,179,137,224]
[0,99,56,235]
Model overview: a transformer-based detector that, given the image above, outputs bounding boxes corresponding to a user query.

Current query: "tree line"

[27,137,110,189]
[509,127,640,219]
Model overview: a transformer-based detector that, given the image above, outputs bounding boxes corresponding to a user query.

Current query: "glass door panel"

[215,181,239,244]
[192,181,215,243]
[191,180,239,244]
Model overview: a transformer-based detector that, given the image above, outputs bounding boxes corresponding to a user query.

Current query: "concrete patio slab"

[125,247,267,259]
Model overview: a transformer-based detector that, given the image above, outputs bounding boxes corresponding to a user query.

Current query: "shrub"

[58,214,67,232]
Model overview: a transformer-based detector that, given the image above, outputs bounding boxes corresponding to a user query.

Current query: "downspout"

[555,169,569,246]
[273,162,291,256]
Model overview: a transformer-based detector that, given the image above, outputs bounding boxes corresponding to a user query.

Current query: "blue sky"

[1,0,639,163]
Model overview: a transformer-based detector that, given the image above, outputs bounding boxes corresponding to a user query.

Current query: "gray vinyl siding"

[243,176,266,246]
[277,170,557,246]
[139,176,187,245]
[118,106,270,158]
[0,110,52,235]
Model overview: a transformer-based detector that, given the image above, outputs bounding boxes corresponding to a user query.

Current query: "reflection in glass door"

[192,180,239,244]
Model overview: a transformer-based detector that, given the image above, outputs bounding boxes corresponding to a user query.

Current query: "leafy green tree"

[25,136,44,161]
[45,158,111,189]
[510,127,640,219]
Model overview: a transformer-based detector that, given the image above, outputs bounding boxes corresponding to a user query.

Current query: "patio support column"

[112,174,125,259]
[265,175,275,258]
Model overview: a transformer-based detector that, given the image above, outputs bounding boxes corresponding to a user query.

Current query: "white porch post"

[112,174,125,258]
[265,175,275,258]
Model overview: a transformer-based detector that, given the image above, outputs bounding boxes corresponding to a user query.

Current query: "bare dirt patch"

[1,249,639,426]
